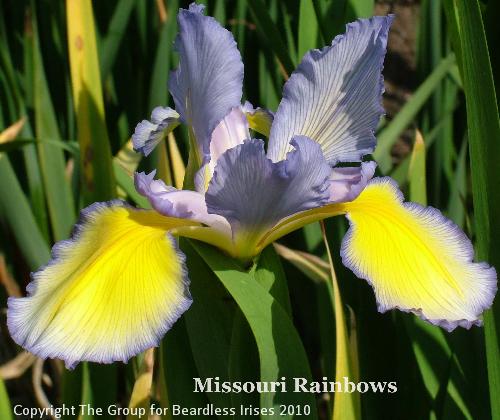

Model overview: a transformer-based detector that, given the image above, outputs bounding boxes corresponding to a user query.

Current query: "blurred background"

[1,0,499,419]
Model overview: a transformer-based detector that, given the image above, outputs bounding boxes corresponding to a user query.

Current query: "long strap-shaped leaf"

[0,378,13,420]
[66,0,115,203]
[407,132,473,419]
[450,1,500,419]
[192,241,318,419]
[321,222,360,420]
[374,54,455,173]
[32,10,75,241]
[0,156,49,269]
[246,0,296,76]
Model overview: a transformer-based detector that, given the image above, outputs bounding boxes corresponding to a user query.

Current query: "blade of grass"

[452,2,500,419]
[66,0,116,203]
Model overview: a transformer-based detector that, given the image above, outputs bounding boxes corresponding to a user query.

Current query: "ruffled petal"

[132,107,180,156]
[168,3,244,163]
[135,171,231,236]
[267,16,393,165]
[340,178,497,330]
[194,107,250,192]
[205,136,331,257]
[328,161,376,203]
[7,201,194,368]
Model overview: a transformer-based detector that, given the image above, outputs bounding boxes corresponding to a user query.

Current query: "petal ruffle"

[132,107,180,156]
[267,16,393,165]
[205,136,331,256]
[169,3,244,163]
[328,161,376,203]
[135,171,231,235]
[194,106,250,192]
[7,201,194,368]
[340,178,497,330]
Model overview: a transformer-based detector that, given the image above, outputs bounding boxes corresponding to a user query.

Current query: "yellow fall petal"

[340,178,497,330]
[7,201,196,368]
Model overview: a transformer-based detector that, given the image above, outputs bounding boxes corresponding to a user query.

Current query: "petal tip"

[7,202,193,368]
[340,176,498,331]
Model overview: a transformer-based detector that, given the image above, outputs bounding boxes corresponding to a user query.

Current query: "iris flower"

[8,4,497,368]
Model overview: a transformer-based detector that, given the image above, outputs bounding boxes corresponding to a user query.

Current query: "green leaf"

[0,156,50,269]
[66,0,116,203]
[374,54,455,173]
[0,378,13,420]
[312,0,348,43]
[32,12,75,241]
[447,137,467,227]
[181,239,234,411]
[321,223,360,420]
[407,103,474,420]
[148,0,178,110]
[298,0,318,60]
[485,0,500,111]
[127,349,154,420]
[113,161,150,208]
[253,245,292,314]
[61,367,84,420]
[191,241,318,419]
[161,317,210,412]
[228,308,260,415]
[246,0,296,76]
[274,243,330,284]
[451,2,500,419]
[100,0,136,82]
[408,130,427,205]
[346,0,374,20]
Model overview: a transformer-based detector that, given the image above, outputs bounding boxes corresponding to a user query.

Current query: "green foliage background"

[1,0,499,419]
